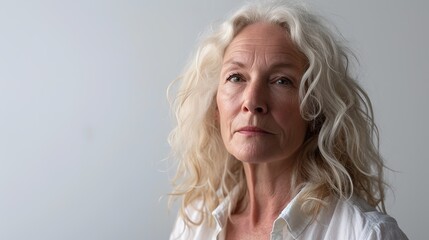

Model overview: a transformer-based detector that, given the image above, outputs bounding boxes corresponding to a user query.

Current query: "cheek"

[216,94,239,140]
[216,94,228,130]
[275,100,307,136]
[217,104,231,131]
[216,89,234,121]
[291,116,308,142]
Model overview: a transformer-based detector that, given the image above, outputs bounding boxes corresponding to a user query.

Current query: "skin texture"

[216,22,308,239]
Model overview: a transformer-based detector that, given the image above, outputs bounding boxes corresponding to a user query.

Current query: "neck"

[238,160,297,227]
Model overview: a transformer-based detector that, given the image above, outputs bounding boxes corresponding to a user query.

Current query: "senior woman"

[168,1,408,239]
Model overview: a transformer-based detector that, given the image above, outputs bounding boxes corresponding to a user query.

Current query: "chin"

[232,151,282,164]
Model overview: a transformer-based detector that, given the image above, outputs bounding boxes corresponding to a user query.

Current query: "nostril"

[255,107,264,113]
[242,102,267,114]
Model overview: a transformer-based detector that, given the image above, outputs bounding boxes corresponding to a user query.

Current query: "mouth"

[236,126,272,135]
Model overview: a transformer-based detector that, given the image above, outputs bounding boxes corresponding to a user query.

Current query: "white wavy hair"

[169,0,386,227]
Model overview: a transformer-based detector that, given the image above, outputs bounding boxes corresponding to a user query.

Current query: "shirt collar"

[277,189,313,239]
[212,186,241,230]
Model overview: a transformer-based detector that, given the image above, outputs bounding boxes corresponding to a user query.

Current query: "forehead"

[230,22,290,45]
[223,22,305,64]
[224,22,307,65]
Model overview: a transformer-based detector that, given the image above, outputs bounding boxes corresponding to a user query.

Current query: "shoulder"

[170,187,241,240]
[170,200,220,240]
[328,196,408,240]
[170,200,208,240]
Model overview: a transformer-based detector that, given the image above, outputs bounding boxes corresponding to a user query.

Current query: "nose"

[242,81,268,114]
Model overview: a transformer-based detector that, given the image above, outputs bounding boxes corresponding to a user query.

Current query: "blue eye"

[227,73,243,83]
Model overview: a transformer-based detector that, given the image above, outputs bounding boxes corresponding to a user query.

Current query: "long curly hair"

[168,0,386,227]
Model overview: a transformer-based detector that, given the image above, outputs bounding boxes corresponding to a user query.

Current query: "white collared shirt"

[170,187,408,240]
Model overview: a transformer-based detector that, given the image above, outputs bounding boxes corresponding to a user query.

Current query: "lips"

[236,126,272,134]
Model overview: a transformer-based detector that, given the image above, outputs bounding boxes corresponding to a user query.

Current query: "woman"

[169,1,408,239]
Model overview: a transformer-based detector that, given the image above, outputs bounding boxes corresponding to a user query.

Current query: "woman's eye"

[226,73,242,83]
[274,77,293,86]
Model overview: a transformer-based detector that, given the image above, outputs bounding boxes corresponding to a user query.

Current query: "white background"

[0,0,427,239]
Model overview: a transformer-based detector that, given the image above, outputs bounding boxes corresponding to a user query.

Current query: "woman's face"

[216,22,308,165]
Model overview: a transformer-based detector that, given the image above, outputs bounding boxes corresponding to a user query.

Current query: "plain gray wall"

[0,0,427,239]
